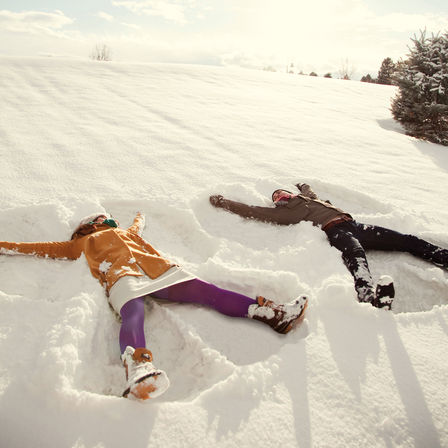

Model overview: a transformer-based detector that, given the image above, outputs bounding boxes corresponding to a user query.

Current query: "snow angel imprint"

[0,212,308,401]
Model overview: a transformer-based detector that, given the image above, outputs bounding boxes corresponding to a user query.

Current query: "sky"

[1,0,448,78]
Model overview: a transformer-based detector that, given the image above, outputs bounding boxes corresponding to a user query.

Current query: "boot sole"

[123,371,166,400]
[279,298,308,334]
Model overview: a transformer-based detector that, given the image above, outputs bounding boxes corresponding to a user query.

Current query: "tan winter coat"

[0,213,174,294]
[219,184,351,227]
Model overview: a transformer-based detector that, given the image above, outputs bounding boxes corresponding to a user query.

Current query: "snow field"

[0,57,447,447]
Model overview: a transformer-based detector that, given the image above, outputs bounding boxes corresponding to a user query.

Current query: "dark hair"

[271,189,293,201]
[71,214,107,240]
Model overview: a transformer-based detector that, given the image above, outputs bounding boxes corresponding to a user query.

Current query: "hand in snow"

[209,195,225,207]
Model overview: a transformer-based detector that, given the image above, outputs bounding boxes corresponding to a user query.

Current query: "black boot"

[372,275,395,310]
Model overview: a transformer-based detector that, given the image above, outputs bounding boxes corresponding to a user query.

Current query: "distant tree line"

[280,60,349,79]
[279,56,399,83]
[278,29,448,146]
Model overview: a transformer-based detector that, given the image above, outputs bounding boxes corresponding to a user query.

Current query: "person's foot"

[121,346,170,400]
[248,295,308,333]
[372,275,395,310]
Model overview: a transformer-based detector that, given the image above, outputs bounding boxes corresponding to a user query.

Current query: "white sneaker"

[121,346,170,400]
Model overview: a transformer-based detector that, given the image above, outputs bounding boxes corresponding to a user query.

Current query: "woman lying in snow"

[210,183,448,310]
[0,212,307,401]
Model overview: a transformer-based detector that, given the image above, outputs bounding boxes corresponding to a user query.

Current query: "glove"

[209,195,225,207]
[295,183,304,191]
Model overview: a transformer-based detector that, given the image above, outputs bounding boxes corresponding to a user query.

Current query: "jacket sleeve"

[297,183,319,200]
[0,240,79,259]
[127,212,145,236]
[219,199,295,225]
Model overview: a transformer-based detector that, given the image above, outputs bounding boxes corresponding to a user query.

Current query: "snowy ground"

[0,56,447,448]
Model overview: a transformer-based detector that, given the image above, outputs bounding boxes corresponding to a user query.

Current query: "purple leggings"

[119,278,257,353]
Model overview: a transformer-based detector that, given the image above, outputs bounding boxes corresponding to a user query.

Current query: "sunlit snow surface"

[0,57,447,448]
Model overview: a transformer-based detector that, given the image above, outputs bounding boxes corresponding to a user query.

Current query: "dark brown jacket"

[219,184,351,227]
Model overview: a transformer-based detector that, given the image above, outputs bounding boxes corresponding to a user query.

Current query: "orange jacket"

[0,213,174,294]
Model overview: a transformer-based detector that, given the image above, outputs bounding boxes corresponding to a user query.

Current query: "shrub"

[391,31,448,146]
[90,44,112,61]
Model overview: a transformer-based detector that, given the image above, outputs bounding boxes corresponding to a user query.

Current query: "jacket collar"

[285,196,308,208]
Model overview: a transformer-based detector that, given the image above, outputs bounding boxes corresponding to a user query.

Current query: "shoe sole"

[375,281,395,310]
[123,371,168,400]
[281,297,308,334]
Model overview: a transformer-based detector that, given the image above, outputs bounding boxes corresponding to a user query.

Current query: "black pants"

[325,220,448,301]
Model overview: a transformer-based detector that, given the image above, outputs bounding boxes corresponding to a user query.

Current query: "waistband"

[322,215,353,232]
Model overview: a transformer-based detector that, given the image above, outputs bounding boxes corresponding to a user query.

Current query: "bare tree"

[338,58,355,80]
[90,44,112,61]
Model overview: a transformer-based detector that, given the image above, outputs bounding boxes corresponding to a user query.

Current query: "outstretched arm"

[209,195,293,225]
[296,183,319,199]
[127,212,145,236]
[0,240,79,259]
[296,183,333,204]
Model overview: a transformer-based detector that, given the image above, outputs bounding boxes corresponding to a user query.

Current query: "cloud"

[122,22,141,30]
[226,0,448,50]
[97,11,115,22]
[371,12,448,33]
[214,0,448,73]
[112,1,190,25]
[96,10,142,30]
[0,9,73,35]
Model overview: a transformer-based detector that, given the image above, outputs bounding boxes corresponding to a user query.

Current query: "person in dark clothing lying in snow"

[210,183,448,310]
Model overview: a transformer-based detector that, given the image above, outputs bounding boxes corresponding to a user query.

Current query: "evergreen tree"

[377,57,396,85]
[361,74,374,83]
[391,31,448,146]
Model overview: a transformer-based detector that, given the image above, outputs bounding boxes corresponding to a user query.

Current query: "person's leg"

[325,222,375,302]
[151,278,308,334]
[355,222,448,267]
[119,297,146,353]
[151,279,257,317]
[119,297,170,401]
